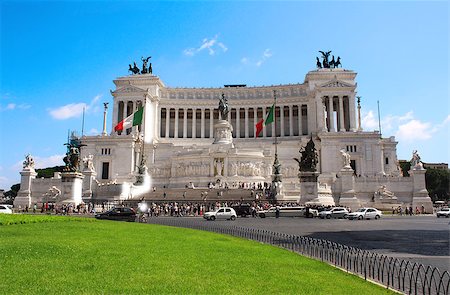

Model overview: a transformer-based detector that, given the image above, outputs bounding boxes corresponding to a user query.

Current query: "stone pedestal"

[272,175,284,201]
[60,172,84,206]
[299,171,334,205]
[14,167,37,209]
[82,169,97,200]
[409,168,433,213]
[338,167,360,210]
[213,120,233,145]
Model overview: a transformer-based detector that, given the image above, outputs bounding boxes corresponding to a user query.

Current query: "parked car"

[0,204,13,214]
[231,204,251,217]
[258,206,318,218]
[347,208,382,220]
[436,207,450,218]
[203,207,237,221]
[318,207,349,219]
[95,207,136,222]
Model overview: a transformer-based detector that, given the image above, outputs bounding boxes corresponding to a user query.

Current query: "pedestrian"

[275,205,280,218]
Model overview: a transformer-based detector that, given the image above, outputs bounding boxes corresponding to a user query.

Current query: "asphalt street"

[229,215,450,272]
[171,215,450,272]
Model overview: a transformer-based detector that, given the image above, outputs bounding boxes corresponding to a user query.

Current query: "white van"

[258,206,318,218]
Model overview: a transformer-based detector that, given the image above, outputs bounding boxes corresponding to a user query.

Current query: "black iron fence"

[147,217,449,295]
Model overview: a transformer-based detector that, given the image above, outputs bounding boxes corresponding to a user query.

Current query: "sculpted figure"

[410,150,423,169]
[141,56,151,74]
[23,154,35,169]
[340,149,351,168]
[218,93,229,120]
[316,57,322,68]
[375,185,395,200]
[82,154,95,171]
[215,159,223,176]
[335,56,342,68]
[319,50,332,68]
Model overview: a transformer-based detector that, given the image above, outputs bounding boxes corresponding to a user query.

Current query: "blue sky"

[0,1,449,190]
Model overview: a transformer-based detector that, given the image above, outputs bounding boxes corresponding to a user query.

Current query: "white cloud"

[88,128,100,135]
[241,49,273,67]
[256,49,273,67]
[183,35,228,57]
[396,120,432,142]
[361,110,378,130]
[49,102,87,120]
[0,102,31,111]
[362,110,449,143]
[49,94,102,120]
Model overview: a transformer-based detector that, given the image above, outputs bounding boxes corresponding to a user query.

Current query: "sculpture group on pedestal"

[128,56,152,75]
[23,154,35,169]
[294,136,318,172]
[316,51,342,69]
[410,150,424,170]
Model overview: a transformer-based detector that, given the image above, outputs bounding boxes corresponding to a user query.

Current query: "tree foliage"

[3,183,20,204]
[36,166,65,178]
[425,168,450,202]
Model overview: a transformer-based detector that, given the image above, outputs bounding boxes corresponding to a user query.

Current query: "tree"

[36,166,65,178]
[425,168,450,202]
[3,183,20,204]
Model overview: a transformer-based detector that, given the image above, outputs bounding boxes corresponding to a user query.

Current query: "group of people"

[392,205,426,215]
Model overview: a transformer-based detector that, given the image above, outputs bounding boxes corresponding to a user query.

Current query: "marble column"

[289,105,293,136]
[192,108,196,138]
[328,96,334,132]
[165,108,170,138]
[244,107,249,138]
[253,108,258,138]
[112,101,118,135]
[210,109,214,138]
[174,108,179,138]
[349,93,357,131]
[201,108,205,138]
[183,108,187,138]
[271,106,275,136]
[339,96,345,132]
[280,105,284,137]
[262,107,267,137]
[298,105,303,135]
[236,108,240,138]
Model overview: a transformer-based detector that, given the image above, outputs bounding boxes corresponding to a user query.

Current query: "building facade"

[15,67,433,211]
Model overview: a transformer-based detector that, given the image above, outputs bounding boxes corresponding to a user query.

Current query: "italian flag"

[255,104,274,137]
[114,107,144,132]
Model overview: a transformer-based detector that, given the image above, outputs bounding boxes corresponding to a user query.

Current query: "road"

[159,215,450,272]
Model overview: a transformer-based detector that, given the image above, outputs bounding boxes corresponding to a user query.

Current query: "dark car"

[232,204,252,217]
[95,207,136,222]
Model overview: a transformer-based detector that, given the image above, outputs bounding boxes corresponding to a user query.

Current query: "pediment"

[320,79,353,88]
[112,85,147,95]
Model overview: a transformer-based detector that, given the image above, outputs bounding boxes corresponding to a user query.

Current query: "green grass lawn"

[0,215,394,294]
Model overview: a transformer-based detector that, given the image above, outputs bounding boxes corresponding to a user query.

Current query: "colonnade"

[112,100,143,135]
[159,104,309,139]
[323,95,352,132]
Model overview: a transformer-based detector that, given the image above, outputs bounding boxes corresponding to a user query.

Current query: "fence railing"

[146,217,449,295]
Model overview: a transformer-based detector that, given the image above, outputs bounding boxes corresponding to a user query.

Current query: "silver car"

[436,208,450,218]
[203,207,237,221]
[319,207,349,219]
[347,208,382,220]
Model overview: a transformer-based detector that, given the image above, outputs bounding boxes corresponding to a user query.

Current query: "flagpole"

[141,96,146,162]
[273,90,277,154]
